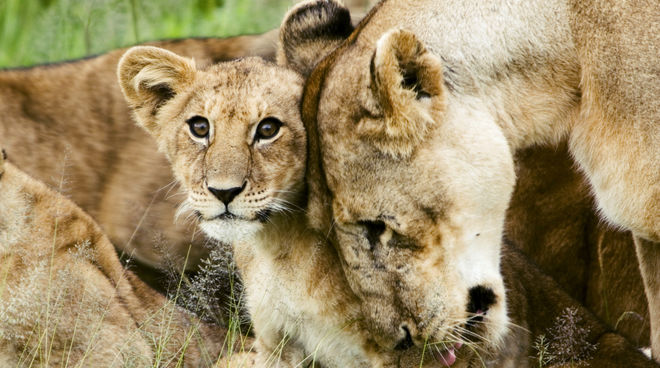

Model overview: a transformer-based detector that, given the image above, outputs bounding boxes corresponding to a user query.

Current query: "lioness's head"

[118,46,306,244]
[282,0,515,357]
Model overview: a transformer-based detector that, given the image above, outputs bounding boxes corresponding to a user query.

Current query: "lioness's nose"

[208,183,245,205]
[467,285,496,316]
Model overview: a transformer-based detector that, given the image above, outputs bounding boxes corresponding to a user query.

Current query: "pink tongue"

[437,347,456,367]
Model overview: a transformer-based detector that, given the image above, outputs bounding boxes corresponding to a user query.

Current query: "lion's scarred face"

[119,47,306,244]
[302,28,515,360]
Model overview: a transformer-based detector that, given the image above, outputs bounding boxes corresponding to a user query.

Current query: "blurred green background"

[0,0,292,68]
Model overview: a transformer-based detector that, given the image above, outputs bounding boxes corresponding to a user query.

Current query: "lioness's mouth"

[432,342,462,367]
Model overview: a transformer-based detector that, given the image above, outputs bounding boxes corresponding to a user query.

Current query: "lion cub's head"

[281,0,515,358]
[118,46,306,244]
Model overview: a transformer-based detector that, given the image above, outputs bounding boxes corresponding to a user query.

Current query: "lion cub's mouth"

[194,210,241,222]
[211,212,238,221]
[194,208,272,223]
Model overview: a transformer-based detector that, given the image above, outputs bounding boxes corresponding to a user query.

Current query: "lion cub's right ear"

[278,0,354,76]
[117,46,196,135]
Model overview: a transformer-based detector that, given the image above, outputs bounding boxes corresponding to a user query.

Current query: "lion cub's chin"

[200,218,263,244]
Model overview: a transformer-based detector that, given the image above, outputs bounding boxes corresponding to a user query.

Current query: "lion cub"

[118,46,386,367]
[0,149,226,367]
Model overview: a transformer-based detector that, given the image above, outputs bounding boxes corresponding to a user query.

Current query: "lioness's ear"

[365,29,446,158]
[117,46,196,134]
[278,0,354,76]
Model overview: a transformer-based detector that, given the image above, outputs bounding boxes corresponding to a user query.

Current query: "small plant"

[532,334,554,368]
[172,244,248,327]
[533,307,597,367]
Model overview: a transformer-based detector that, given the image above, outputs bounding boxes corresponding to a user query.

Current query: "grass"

[0,0,292,68]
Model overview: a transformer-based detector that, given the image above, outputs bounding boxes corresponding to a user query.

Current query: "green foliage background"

[0,0,291,68]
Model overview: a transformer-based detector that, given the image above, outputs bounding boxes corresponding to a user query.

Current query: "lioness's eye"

[187,116,210,139]
[357,220,386,247]
[255,118,281,141]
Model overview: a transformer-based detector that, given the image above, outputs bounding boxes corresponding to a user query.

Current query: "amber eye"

[255,118,282,141]
[187,116,210,139]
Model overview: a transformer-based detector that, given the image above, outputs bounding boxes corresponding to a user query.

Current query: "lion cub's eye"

[357,220,386,247]
[187,116,210,139]
[255,118,282,141]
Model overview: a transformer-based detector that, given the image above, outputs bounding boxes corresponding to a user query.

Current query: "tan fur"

[0,150,230,367]
[119,45,658,367]
[281,0,660,361]
[0,32,278,272]
[568,1,660,357]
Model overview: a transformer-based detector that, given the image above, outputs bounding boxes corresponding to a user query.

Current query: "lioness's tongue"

[437,347,456,366]
[435,342,462,367]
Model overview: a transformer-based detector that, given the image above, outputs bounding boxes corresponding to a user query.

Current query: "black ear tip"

[283,0,354,42]
[1,149,6,160]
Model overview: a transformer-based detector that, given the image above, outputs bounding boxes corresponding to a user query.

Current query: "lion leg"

[569,74,659,361]
[634,236,660,361]
[575,333,659,368]
[570,108,660,361]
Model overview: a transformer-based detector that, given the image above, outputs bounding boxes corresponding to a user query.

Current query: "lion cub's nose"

[208,183,245,205]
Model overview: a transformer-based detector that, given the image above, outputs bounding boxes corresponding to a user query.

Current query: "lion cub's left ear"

[117,46,196,135]
[364,29,446,158]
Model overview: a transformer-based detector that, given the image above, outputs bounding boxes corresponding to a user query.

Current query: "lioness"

[280,0,660,360]
[0,32,277,272]
[0,148,237,367]
[117,43,657,367]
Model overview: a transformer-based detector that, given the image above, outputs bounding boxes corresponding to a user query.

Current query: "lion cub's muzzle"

[195,179,275,226]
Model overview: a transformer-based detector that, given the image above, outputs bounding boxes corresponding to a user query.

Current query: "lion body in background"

[0,151,229,367]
